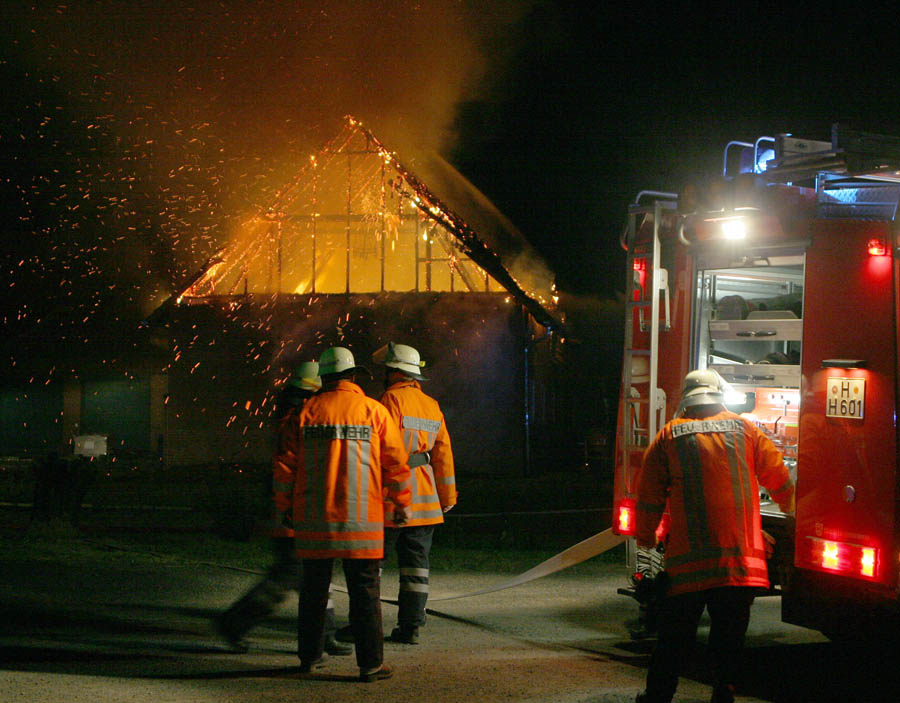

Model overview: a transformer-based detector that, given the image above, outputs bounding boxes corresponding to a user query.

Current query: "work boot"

[386,626,419,644]
[334,624,355,643]
[213,616,250,653]
[359,663,394,682]
[625,616,657,640]
[324,636,353,656]
[299,652,329,673]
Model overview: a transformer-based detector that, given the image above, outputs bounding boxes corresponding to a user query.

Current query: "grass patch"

[1,527,625,577]
[0,528,272,570]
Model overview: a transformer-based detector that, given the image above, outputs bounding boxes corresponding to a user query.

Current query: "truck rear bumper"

[782,567,900,638]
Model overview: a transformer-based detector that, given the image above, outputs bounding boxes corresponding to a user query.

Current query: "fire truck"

[611,125,900,639]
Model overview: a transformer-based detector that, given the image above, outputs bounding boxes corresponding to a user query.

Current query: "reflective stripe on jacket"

[273,380,412,558]
[635,410,795,596]
[379,379,456,527]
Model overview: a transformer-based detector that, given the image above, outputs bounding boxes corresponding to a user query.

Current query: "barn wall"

[158,293,530,475]
[81,378,151,453]
[0,293,559,477]
[0,384,63,457]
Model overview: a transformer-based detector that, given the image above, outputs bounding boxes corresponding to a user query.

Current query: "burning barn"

[148,117,567,475]
[3,117,586,477]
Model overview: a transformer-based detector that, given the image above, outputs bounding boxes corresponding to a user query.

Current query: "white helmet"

[372,342,427,380]
[679,368,726,408]
[287,361,321,392]
[318,346,368,377]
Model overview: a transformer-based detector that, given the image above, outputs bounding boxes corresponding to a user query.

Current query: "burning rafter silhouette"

[174,115,561,330]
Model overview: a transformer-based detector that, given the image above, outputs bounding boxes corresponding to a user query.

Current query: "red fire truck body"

[612,127,900,638]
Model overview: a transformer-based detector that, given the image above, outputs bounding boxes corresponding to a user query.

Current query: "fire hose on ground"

[336,527,625,602]
[83,521,631,641]
[83,513,628,618]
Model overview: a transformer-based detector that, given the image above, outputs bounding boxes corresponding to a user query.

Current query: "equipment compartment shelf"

[708,318,802,342]
[710,363,800,387]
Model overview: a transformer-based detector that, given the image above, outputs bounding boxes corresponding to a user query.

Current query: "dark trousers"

[218,538,337,641]
[384,525,434,629]
[645,586,756,702]
[299,557,383,670]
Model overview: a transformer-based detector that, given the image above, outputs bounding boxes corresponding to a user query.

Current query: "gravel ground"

[3,542,889,703]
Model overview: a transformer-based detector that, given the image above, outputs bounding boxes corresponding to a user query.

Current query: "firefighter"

[214,362,352,656]
[273,346,412,681]
[634,369,795,703]
[374,342,457,644]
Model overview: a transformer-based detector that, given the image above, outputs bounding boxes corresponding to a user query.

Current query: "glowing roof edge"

[345,116,563,332]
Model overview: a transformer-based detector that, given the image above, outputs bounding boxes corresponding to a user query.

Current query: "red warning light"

[614,498,637,536]
[867,238,888,256]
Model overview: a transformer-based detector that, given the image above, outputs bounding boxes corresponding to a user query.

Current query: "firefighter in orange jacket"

[634,369,795,703]
[373,342,457,644]
[273,346,412,681]
[215,362,351,656]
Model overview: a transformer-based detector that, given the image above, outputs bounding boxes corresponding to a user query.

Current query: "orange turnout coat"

[635,410,795,596]
[379,379,457,528]
[273,380,412,559]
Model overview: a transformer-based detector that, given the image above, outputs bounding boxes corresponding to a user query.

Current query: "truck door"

[787,220,898,628]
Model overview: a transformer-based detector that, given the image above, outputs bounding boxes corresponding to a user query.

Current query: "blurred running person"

[214,362,352,656]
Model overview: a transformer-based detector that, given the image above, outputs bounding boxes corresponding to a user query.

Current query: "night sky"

[3,1,900,339]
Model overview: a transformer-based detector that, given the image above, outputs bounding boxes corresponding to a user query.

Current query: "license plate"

[825,377,865,419]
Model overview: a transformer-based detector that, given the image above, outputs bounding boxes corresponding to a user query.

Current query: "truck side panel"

[784,219,900,633]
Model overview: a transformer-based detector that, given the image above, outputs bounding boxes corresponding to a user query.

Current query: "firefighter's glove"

[393,505,412,526]
[630,572,656,604]
[762,529,776,559]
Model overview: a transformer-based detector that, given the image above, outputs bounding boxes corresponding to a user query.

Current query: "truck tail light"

[821,541,840,570]
[861,548,876,577]
[614,498,636,536]
[807,536,878,579]
[867,238,888,256]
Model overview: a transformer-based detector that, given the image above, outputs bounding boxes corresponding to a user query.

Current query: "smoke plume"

[1,0,533,337]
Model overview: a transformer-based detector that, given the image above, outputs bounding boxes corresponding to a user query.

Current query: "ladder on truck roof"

[619,193,674,578]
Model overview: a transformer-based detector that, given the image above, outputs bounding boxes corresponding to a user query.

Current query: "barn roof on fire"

[169,116,563,330]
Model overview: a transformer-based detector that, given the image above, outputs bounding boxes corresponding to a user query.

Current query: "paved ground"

[1,544,897,703]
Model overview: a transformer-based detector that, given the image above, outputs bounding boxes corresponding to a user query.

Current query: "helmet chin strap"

[678,403,725,419]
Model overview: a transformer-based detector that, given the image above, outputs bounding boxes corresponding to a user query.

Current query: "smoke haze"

[1,0,533,334]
